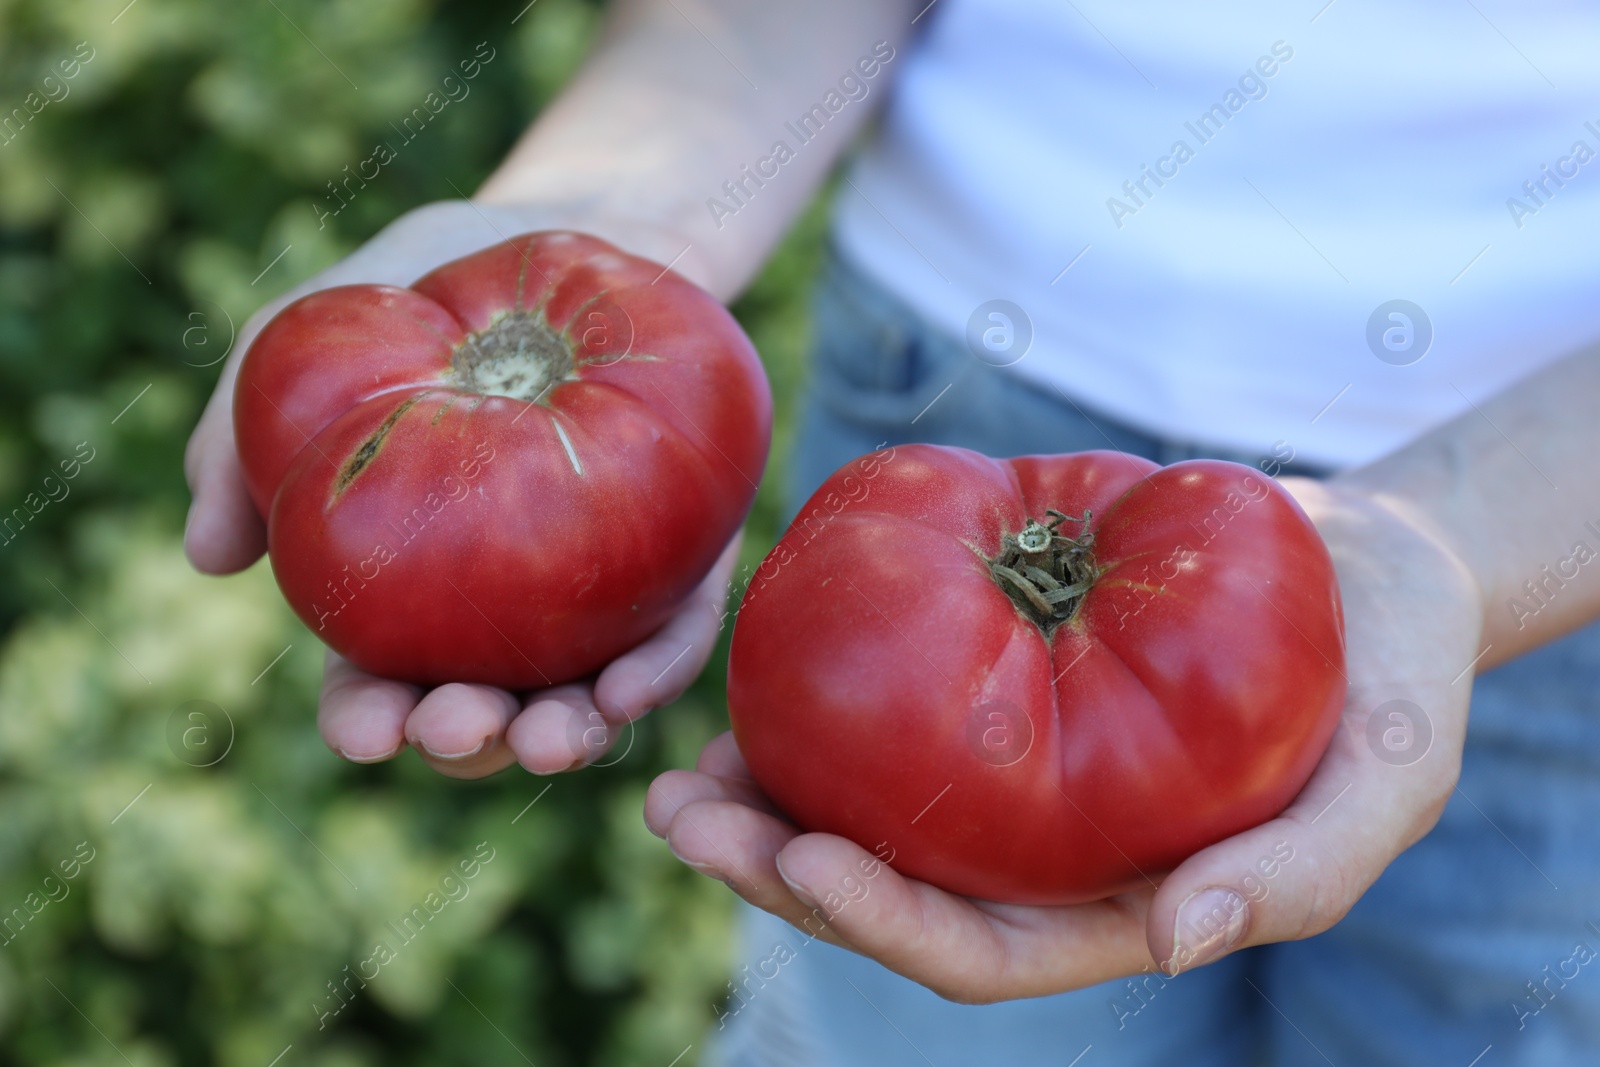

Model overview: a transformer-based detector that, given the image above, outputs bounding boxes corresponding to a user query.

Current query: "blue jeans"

[710,248,1600,1066]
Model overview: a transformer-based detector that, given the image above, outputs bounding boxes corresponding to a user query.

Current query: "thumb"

[1146,732,1456,976]
[183,367,268,575]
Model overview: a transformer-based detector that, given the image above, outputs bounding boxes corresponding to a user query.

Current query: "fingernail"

[418,736,489,761]
[1168,887,1248,974]
[667,839,724,879]
[336,743,404,764]
[527,757,576,777]
[774,854,819,910]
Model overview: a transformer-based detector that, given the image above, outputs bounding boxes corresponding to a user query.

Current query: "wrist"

[370,199,714,298]
[1307,474,1489,653]
[1333,452,1493,628]
[468,192,719,298]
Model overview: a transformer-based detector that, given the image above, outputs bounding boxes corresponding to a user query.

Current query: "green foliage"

[0,1,825,1063]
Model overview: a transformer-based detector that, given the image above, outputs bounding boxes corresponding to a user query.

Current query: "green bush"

[0,1,825,1062]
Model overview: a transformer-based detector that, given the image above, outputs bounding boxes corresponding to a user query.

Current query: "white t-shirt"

[833,0,1600,468]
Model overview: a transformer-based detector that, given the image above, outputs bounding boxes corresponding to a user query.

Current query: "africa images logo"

[705,42,897,230]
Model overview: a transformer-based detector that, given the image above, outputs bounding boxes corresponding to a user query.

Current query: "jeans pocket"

[806,250,963,429]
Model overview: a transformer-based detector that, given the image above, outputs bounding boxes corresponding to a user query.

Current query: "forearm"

[476,0,917,301]
[1339,341,1600,667]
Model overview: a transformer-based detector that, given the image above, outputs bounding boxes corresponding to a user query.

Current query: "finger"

[1146,719,1459,977]
[774,834,1152,1003]
[644,767,786,838]
[183,401,268,574]
[183,309,270,575]
[694,730,752,779]
[318,650,421,763]
[403,683,522,779]
[504,683,609,775]
[592,533,742,721]
[661,798,852,952]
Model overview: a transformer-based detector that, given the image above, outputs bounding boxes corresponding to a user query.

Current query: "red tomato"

[728,444,1344,905]
[234,232,770,688]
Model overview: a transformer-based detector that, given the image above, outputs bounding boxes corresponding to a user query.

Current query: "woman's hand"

[645,478,1485,1001]
[184,199,734,778]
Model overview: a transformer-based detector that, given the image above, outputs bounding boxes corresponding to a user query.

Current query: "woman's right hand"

[184,200,717,778]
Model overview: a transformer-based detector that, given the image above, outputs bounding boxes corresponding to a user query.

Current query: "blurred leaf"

[0,0,830,1063]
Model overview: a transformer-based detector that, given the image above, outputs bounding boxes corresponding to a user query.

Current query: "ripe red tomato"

[728,444,1344,905]
[234,232,770,688]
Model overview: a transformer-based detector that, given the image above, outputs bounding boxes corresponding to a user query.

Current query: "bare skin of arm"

[649,342,1600,999]
[184,0,919,778]
[478,0,919,299]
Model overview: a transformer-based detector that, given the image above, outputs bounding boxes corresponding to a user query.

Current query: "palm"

[647,478,1483,1001]
[184,200,731,777]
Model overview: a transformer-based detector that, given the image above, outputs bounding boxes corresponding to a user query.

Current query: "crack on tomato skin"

[398,303,461,351]
[514,236,535,312]
[1087,547,1217,626]
[429,394,457,425]
[560,289,656,369]
[579,352,663,367]
[333,394,423,498]
[550,414,584,476]
[1094,577,1170,603]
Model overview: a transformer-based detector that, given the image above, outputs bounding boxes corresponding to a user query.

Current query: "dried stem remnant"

[988,509,1098,632]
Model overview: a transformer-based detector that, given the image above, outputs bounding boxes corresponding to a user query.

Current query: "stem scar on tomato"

[986,509,1098,632]
[448,309,580,404]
